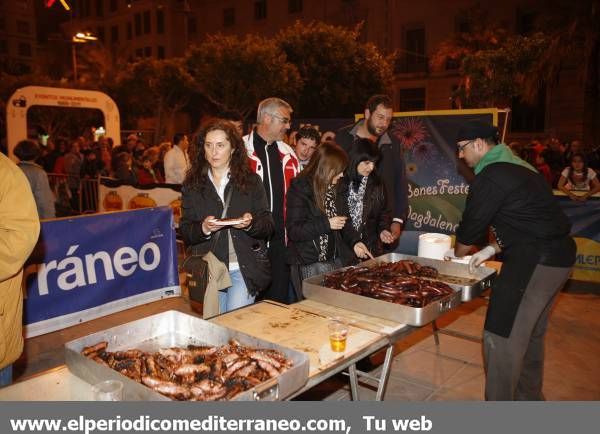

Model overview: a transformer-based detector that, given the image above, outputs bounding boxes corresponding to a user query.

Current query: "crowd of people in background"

[7,105,600,222]
[508,138,600,200]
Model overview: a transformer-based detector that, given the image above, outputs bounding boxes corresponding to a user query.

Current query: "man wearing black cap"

[453,121,576,400]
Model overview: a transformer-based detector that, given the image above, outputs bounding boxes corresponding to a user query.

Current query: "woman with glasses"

[337,138,394,265]
[180,120,274,313]
[286,141,371,298]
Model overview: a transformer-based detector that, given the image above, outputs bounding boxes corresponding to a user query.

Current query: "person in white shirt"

[557,152,600,201]
[164,133,190,184]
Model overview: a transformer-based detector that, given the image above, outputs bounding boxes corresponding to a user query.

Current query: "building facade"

[61,0,190,62]
[0,0,37,74]
[55,0,586,141]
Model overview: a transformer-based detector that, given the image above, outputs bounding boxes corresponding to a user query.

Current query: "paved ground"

[12,287,600,401]
[300,292,600,401]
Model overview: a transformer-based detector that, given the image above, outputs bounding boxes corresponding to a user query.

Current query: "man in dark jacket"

[243,97,300,304]
[336,95,408,244]
[453,121,576,401]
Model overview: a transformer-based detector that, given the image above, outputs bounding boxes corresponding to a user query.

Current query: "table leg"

[432,320,440,346]
[348,363,360,401]
[375,344,395,401]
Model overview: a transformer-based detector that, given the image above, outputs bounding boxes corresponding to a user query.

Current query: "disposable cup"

[328,317,349,352]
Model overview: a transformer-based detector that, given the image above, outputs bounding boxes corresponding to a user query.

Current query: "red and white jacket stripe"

[243,131,300,237]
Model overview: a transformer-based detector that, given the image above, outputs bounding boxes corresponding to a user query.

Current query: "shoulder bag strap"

[208,186,233,250]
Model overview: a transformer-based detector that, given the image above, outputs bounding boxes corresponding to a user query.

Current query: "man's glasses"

[457,140,475,152]
[268,112,291,125]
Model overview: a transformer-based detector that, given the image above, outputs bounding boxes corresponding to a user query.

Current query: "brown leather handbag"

[182,189,232,303]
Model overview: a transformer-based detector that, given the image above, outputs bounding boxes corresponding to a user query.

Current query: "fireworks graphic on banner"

[392,117,428,150]
[412,142,434,161]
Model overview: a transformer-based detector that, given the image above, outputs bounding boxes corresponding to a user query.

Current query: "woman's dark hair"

[300,141,349,213]
[14,139,41,161]
[346,138,380,190]
[566,153,588,186]
[184,119,252,192]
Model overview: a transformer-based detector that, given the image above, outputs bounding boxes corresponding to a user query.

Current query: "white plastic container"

[417,233,452,260]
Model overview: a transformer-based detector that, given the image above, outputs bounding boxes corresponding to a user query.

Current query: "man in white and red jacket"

[243,97,300,303]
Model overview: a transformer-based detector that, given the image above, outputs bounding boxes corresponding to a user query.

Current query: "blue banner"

[555,194,600,242]
[555,193,600,282]
[23,207,180,337]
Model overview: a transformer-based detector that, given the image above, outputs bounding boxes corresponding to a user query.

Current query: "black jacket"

[286,176,360,265]
[337,175,392,264]
[456,162,575,337]
[336,121,409,222]
[180,173,274,295]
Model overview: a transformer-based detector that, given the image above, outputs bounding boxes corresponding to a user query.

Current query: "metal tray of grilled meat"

[302,253,495,326]
[65,310,309,401]
[370,253,497,302]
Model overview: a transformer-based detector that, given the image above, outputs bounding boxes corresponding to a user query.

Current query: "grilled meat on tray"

[80,339,292,401]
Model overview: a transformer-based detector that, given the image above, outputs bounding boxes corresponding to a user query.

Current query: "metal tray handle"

[252,378,279,401]
[439,298,454,313]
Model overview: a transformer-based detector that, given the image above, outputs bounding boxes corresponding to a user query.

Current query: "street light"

[71,32,97,81]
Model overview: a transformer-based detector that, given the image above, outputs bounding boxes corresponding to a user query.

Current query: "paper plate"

[209,218,246,226]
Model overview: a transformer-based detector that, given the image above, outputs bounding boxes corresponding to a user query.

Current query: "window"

[134,13,141,36]
[18,42,31,57]
[223,8,235,27]
[143,10,151,34]
[450,84,460,109]
[96,0,104,17]
[144,46,152,57]
[288,0,302,14]
[405,27,426,73]
[111,25,119,43]
[517,9,536,35]
[254,0,267,20]
[135,48,143,58]
[16,20,30,34]
[127,21,132,40]
[0,40,8,54]
[456,16,470,34]
[156,10,164,34]
[83,0,91,17]
[511,91,546,133]
[445,58,459,70]
[399,88,426,111]
[188,16,197,34]
[97,26,105,42]
[157,45,165,59]
[109,0,117,12]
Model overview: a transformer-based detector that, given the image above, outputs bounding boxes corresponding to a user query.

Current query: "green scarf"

[474,143,537,175]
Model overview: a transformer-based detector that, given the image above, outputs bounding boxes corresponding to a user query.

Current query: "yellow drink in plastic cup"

[328,318,349,352]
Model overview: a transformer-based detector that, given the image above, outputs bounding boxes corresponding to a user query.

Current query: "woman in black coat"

[180,120,273,313]
[286,141,370,297]
[337,138,393,265]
